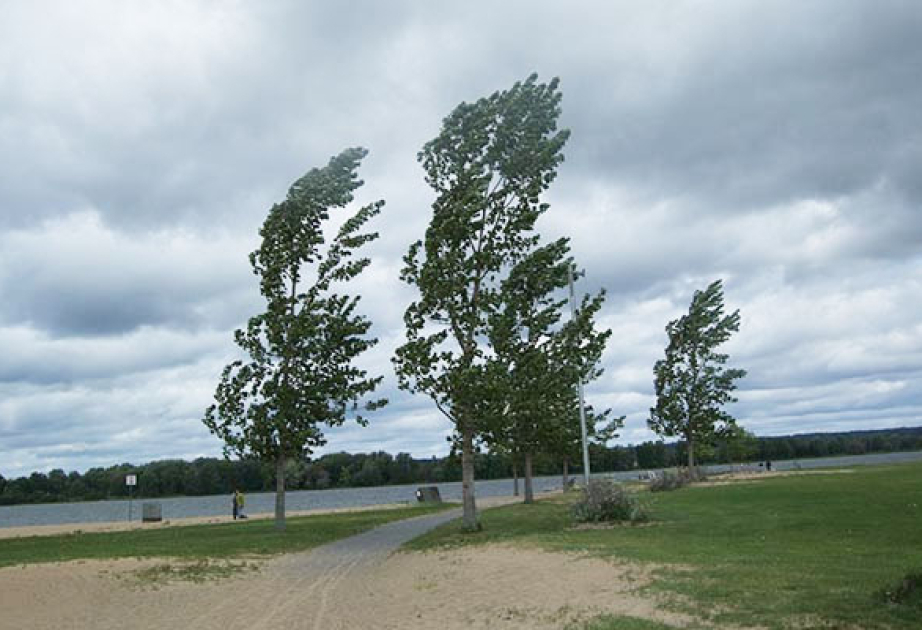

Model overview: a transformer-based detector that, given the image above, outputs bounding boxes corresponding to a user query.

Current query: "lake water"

[2,450,920,529]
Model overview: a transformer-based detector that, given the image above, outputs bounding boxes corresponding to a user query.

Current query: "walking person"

[236,489,246,519]
[232,488,240,520]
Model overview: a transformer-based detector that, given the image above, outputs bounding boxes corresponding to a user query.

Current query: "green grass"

[407,464,922,629]
[128,558,262,586]
[0,503,452,567]
[569,616,682,630]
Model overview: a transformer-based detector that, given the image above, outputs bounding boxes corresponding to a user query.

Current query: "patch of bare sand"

[0,501,411,540]
[0,544,697,630]
[697,469,854,487]
[326,546,694,629]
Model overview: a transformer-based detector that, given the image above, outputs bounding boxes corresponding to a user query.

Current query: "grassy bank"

[0,503,452,568]
[407,463,922,629]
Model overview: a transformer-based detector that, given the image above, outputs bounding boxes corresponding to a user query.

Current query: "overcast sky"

[1,1,920,478]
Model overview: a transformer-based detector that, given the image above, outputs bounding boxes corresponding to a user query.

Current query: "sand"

[696,468,854,486]
[0,544,693,629]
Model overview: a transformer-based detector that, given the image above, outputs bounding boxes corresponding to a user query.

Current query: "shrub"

[571,479,648,524]
[649,467,707,493]
[878,571,922,608]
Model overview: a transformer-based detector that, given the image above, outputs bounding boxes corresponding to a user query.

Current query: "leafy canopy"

[394,74,570,429]
[486,239,619,458]
[204,148,385,463]
[648,279,747,457]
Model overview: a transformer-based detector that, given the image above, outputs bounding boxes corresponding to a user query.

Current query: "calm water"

[2,450,920,529]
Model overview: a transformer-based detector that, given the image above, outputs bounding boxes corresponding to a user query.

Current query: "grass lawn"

[0,503,452,567]
[407,463,922,629]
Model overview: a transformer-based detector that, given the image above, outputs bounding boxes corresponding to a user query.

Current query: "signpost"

[126,474,137,522]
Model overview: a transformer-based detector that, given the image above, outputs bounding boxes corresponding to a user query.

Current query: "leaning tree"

[648,279,747,469]
[204,148,386,530]
[487,239,617,503]
[393,74,569,530]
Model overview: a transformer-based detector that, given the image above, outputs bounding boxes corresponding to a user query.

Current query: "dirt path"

[0,498,690,629]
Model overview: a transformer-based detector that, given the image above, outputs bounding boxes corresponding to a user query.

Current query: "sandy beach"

[0,542,685,629]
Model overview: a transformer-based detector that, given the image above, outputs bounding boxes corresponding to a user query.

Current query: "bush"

[878,571,922,608]
[649,467,707,493]
[571,479,648,524]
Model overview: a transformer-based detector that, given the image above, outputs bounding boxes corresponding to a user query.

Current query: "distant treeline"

[2,426,921,506]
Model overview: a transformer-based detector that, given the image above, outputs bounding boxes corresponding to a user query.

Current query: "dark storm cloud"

[556,2,922,208]
[0,212,257,336]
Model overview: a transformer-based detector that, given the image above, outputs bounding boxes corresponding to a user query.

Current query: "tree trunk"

[523,452,534,504]
[275,455,286,531]
[687,433,695,469]
[461,425,478,530]
[562,457,569,492]
[512,460,519,497]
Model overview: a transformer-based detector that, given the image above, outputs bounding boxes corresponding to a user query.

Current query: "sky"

[1,1,920,479]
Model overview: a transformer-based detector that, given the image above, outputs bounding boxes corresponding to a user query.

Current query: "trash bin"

[142,502,162,522]
[415,486,442,503]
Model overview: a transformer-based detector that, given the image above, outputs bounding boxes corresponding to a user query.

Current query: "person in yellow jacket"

[237,489,246,519]
[232,489,246,520]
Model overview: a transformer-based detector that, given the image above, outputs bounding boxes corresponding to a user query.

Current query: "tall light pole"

[568,264,591,486]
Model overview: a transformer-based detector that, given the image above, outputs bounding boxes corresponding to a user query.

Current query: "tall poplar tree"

[204,148,385,530]
[648,280,746,469]
[487,241,616,503]
[394,74,569,529]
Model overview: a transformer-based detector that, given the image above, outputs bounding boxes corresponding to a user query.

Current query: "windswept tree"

[487,240,617,503]
[204,148,386,530]
[394,74,569,530]
[648,280,747,469]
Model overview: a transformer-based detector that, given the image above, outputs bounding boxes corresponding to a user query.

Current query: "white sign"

[126,474,137,487]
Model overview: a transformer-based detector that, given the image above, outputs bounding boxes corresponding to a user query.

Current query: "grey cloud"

[0,212,257,335]
[562,2,922,210]
[0,326,228,385]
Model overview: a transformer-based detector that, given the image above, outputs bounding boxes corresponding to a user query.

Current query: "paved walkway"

[239,496,517,630]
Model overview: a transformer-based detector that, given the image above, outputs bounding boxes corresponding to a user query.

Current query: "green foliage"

[411,462,922,629]
[718,425,759,463]
[571,479,647,524]
[394,74,570,527]
[395,73,569,424]
[570,616,678,630]
[202,148,385,528]
[205,148,385,464]
[485,239,618,480]
[648,280,746,467]
[131,559,260,586]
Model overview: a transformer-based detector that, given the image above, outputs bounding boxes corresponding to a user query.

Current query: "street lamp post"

[568,265,591,486]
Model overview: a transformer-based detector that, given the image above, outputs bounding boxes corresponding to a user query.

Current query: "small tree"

[204,148,385,530]
[720,426,759,463]
[394,74,569,530]
[549,403,624,492]
[648,280,747,468]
